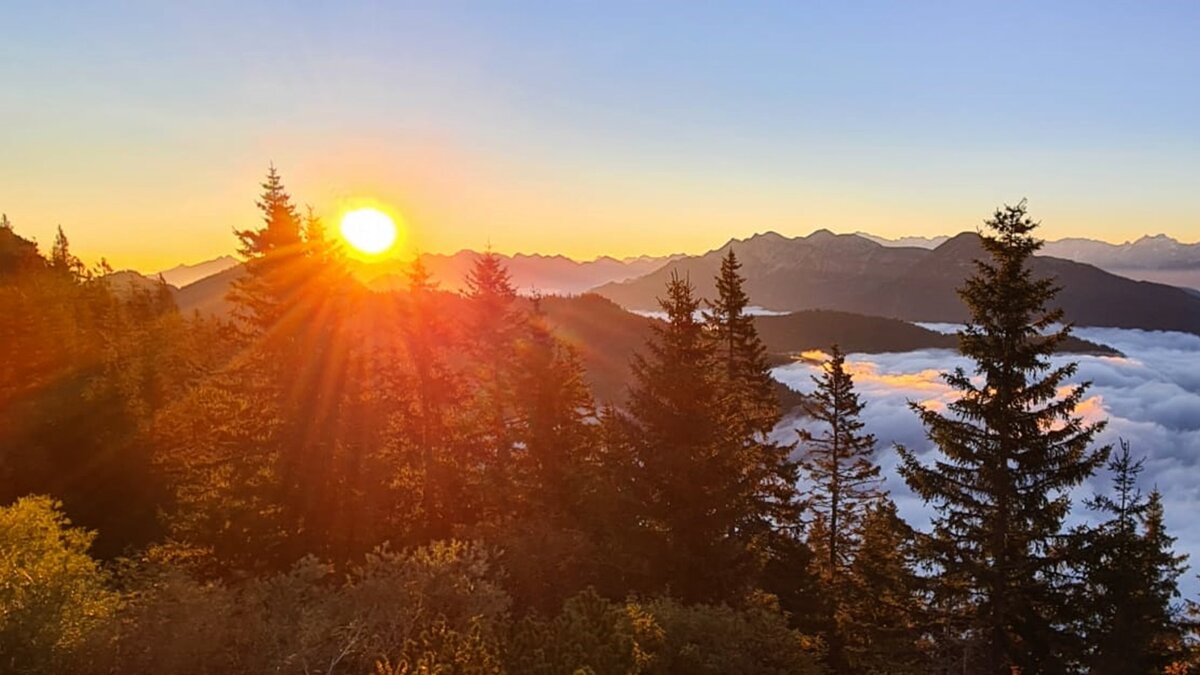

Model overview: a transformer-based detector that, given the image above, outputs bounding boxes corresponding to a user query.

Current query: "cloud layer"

[773,326,1200,596]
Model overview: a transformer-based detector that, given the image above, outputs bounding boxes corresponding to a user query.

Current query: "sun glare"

[340,207,398,255]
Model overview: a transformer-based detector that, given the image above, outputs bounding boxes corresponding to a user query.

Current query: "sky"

[2,1,1198,271]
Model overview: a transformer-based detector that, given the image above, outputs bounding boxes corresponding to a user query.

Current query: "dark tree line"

[1,183,1196,674]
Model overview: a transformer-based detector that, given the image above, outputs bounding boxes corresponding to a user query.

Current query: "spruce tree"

[229,164,306,338]
[513,297,596,516]
[624,271,728,599]
[302,205,339,266]
[705,248,779,436]
[845,500,929,673]
[705,248,799,560]
[898,201,1109,673]
[462,251,525,518]
[395,256,474,540]
[500,297,608,610]
[164,168,363,569]
[1076,441,1189,674]
[236,164,302,258]
[49,226,85,279]
[618,270,792,601]
[796,345,884,671]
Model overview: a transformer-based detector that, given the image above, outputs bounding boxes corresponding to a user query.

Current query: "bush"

[506,589,652,674]
[80,540,510,674]
[637,593,824,675]
[0,496,118,675]
[505,589,823,675]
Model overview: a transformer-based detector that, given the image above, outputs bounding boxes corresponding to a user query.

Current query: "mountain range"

[864,231,1200,289]
[104,235,1137,410]
[128,229,1200,339]
[156,230,1200,300]
[152,250,683,297]
[593,230,1200,334]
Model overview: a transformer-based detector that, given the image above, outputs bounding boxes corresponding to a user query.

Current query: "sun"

[340,207,399,255]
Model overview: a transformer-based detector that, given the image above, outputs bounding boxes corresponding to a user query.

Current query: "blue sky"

[1,1,1197,268]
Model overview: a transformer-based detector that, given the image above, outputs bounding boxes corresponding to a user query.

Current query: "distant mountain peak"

[745,230,788,243]
[937,231,982,247]
[155,254,240,288]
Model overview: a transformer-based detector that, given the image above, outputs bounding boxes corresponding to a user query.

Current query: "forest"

[1,171,1196,675]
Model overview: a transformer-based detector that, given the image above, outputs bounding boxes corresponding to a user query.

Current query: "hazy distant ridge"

[594,230,1200,334]
[864,231,1200,288]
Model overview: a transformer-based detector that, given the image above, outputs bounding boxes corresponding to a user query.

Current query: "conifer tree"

[705,249,798,539]
[499,297,608,610]
[302,205,338,266]
[403,257,457,433]
[623,271,728,599]
[619,271,790,601]
[1076,441,1189,674]
[513,297,596,516]
[796,345,884,671]
[229,164,306,337]
[705,248,779,436]
[462,251,525,507]
[161,168,364,569]
[49,226,85,279]
[898,201,1109,673]
[393,256,476,541]
[844,500,929,673]
[236,164,302,258]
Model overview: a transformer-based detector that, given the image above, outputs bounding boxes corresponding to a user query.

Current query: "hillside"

[175,265,245,316]
[536,298,1118,406]
[102,270,175,299]
[755,309,1117,357]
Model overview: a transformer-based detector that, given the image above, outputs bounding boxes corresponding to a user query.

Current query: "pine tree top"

[465,250,517,301]
[236,165,303,258]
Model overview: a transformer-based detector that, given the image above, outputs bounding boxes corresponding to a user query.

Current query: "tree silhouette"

[899,201,1109,672]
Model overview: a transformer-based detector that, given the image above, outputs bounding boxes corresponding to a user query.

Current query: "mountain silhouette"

[865,231,1200,289]
[593,231,1200,334]
[154,255,239,288]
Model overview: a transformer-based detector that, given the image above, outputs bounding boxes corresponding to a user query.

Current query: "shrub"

[0,496,118,675]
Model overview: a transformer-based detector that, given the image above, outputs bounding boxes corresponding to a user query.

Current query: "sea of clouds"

[772,325,1200,597]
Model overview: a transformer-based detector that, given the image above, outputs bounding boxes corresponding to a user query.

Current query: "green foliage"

[9,175,1193,674]
[0,496,117,675]
[1073,441,1190,674]
[463,250,525,465]
[614,268,799,602]
[506,589,649,675]
[898,201,1110,671]
[506,589,823,675]
[79,541,510,674]
[796,345,885,669]
[0,221,179,555]
[637,593,824,675]
[843,501,928,673]
[706,250,800,563]
[706,248,783,437]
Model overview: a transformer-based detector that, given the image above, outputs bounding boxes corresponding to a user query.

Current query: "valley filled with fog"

[773,324,1200,593]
